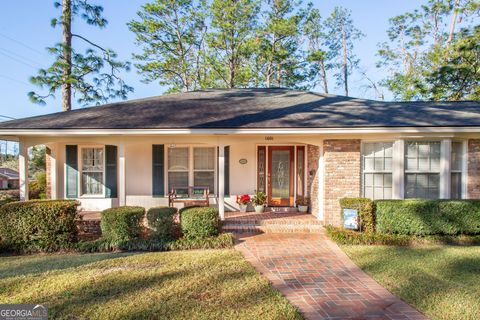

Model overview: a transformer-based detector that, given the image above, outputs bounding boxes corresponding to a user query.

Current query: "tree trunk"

[320,59,328,94]
[342,26,348,96]
[446,0,461,51]
[62,0,72,112]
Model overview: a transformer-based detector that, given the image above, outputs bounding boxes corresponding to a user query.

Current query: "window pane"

[82,172,103,195]
[451,172,462,199]
[194,148,214,170]
[363,143,374,157]
[374,158,384,171]
[83,148,103,171]
[168,172,188,191]
[364,158,374,171]
[194,172,214,194]
[452,142,463,171]
[168,148,189,171]
[384,157,392,171]
[384,174,392,187]
[362,142,393,199]
[406,157,417,171]
[364,173,373,186]
[405,173,439,199]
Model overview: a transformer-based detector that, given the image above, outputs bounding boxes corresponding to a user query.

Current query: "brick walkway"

[235,233,428,320]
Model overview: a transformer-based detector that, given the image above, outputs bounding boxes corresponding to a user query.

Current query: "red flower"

[236,194,251,205]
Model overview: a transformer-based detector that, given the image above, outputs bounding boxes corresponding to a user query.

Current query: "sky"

[0,0,424,121]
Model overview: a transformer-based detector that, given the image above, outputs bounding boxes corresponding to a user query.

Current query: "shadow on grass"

[0,252,137,279]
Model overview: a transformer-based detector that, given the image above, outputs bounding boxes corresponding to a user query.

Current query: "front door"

[268,146,294,206]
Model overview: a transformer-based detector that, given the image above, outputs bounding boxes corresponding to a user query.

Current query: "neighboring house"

[0,88,479,226]
[0,167,19,189]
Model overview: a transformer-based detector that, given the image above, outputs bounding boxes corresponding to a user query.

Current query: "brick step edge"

[223,221,323,226]
[222,225,325,233]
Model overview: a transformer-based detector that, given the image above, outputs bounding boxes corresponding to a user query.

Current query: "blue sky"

[0,0,423,120]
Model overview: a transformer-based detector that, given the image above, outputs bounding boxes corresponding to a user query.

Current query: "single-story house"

[0,88,479,226]
[0,167,19,189]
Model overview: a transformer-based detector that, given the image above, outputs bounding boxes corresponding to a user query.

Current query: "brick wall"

[323,139,361,226]
[307,145,320,217]
[468,139,480,199]
[45,147,52,199]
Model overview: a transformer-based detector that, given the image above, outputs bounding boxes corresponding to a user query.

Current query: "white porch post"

[118,143,126,206]
[18,140,29,201]
[392,139,405,199]
[47,145,58,199]
[218,145,225,220]
[317,141,324,221]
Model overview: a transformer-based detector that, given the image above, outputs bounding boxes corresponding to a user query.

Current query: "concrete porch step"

[222,223,324,233]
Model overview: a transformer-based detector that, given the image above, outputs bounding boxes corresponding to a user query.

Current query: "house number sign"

[239,159,248,165]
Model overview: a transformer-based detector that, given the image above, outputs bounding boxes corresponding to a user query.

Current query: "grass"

[0,250,302,320]
[342,245,480,320]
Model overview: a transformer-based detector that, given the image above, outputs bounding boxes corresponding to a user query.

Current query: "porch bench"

[168,186,210,208]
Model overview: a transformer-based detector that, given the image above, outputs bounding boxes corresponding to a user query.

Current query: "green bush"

[326,225,412,246]
[101,206,145,242]
[146,207,178,240]
[339,198,375,232]
[376,200,480,236]
[0,200,80,252]
[180,206,220,239]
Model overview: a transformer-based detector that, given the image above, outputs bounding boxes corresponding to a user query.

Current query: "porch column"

[19,140,29,201]
[46,145,58,199]
[218,145,225,220]
[317,141,324,221]
[118,143,126,206]
[440,139,452,199]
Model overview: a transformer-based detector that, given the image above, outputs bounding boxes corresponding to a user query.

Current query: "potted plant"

[236,194,251,212]
[296,196,310,213]
[252,191,267,213]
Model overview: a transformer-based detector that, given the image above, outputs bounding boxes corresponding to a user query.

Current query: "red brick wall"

[468,139,480,199]
[323,139,361,226]
[45,147,52,199]
[307,145,319,217]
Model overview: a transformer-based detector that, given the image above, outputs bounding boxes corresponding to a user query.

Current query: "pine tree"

[29,0,132,111]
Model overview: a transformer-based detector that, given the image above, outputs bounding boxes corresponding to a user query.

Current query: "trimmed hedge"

[339,198,375,232]
[0,200,80,252]
[180,206,220,239]
[101,206,145,242]
[326,226,412,246]
[146,207,177,241]
[376,200,480,235]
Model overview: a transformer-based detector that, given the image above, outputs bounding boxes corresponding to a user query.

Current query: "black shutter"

[65,145,78,198]
[152,145,165,197]
[224,146,230,196]
[105,145,118,198]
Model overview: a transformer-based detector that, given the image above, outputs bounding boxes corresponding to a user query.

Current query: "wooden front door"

[268,146,294,206]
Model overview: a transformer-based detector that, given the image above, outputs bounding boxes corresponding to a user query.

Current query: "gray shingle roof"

[1,88,479,129]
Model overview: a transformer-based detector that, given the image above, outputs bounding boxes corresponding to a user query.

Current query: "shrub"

[101,206,145,242]
[376,200,480,235]
[0,200,80,252]
[339,198,375,233]
[326,225,412,246]
[146,207,178,241]
[168,233,234,250]
[180,206,220,239]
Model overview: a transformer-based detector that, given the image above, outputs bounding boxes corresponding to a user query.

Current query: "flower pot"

[297,205,308,213]
[239,204,248,212]
[254,205,265,213]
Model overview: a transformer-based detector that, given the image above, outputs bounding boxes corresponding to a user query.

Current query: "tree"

[257,0,306,88]
[323,7,364,96]
[29,0,133,111]
[303,3,330,93]
[378,0,479,101]
[208,0,260,88]
[129,0,209,93]
[427,25,480,100]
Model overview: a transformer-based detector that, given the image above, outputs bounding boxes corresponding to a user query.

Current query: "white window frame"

[78,145,106,198]
[361,138,467,200]
[451,140,466,199]
[361,141,394,200]
[166,145,217,195]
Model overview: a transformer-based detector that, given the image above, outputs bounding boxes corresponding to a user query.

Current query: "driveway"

[235,233,428,320]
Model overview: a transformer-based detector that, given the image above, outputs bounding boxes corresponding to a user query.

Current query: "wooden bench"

[168,186,210,208]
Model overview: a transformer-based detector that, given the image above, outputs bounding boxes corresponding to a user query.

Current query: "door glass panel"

[257,147,266,193]
[271,150,290,198]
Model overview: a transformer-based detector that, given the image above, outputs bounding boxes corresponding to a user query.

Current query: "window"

[194,147,215,194]
[168,147,189,192]
[405,141,440,199]
[362,142,393,199]
[451,141,464,199]
[81,147,104,195]
[296,146,305,197]
[167,146,215,194]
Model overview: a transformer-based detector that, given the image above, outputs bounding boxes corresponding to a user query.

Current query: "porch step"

[222,211,324,234]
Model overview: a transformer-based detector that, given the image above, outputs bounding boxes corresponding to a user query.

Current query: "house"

[0,167,19,189]
[0,88,479,226]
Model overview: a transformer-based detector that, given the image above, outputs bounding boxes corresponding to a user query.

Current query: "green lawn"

[0,249,302,320]
[342,245,480,320]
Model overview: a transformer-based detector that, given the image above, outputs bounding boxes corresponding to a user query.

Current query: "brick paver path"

[235,233,428,320]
